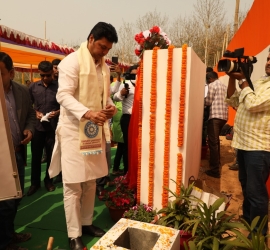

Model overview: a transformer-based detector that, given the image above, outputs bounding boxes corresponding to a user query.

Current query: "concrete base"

[90,218,180,250]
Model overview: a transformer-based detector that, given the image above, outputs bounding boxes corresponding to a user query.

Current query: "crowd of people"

[1,20,270,250]
[0,22,139,250]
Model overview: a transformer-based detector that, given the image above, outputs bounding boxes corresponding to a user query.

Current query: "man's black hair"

[0,52,13,71]
[87,22,118,43]
[206,71,218,80]
[128,64,139,73]
[206,67,213,73]
[38,61,53,72]
[52,59,61,65]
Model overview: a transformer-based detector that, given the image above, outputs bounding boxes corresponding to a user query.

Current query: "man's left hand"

[101,105,115,119]
[21,130,33,145]
[48,110,60,118]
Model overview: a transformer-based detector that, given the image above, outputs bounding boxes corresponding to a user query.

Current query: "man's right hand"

[83,110,107,126]
[120,88,129,97]
[35,110,43,120]
[226,71,245,80]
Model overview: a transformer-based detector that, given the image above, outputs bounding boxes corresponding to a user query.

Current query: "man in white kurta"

[49,22,118,250]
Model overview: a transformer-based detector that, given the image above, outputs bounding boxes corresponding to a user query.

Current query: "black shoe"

[68,237,85,250]
[96,185,105,196]
[44,182,55,192]
[54,174,62,184]
[12,232,31,243]
[27,185,40,196]
[82,225,105,237]
[205,169,220,178]
[229,163,239,171]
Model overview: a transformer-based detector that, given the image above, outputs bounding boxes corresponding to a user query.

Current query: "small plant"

[123,204,157,223]
[157,181,200,230]
[182,197,246,250]
[230,215,270,250]
[104,174,136,210]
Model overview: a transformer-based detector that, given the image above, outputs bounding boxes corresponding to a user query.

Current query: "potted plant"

[182,197,246,250]
[104,175,136,222]
[229,215,270,250]
[123,203,158,223]
[156,181,201,249]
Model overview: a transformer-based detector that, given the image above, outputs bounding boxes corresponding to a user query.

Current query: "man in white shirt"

[49,22,118,250]
[113,65,138,174]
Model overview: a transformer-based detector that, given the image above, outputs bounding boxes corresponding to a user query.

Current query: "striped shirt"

[226,75,270,151]
[205,79,228,121]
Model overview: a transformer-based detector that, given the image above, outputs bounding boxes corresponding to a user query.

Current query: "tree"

[136,9,170,32]
[107,21,137,64]
[193,0,226,66]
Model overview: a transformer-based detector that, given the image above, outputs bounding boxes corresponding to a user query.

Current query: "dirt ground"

[199,136,243,218]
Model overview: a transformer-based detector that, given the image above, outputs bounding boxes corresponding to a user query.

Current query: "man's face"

[39,70,53,85]
[88,35,113,61]
[265,54,270,76]
[0,62,14,90]
[206,77,213,84]
[52,65,59,79]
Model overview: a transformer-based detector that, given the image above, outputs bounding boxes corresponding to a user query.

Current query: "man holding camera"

[113,64,138,175]
[226,53,270,235]
[204,71,228,178]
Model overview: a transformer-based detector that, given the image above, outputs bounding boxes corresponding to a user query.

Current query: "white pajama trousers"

[63,179,96,238]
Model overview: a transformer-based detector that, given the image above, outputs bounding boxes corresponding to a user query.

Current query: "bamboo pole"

[234,0,240,35]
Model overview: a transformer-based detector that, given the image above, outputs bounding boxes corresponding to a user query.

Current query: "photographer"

[225,52,270,236]
[113,64,138,174]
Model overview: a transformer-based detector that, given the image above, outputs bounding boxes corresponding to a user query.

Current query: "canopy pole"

[30,65,33,82]
[22,72,24,85]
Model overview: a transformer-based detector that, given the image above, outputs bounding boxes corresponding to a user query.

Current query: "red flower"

[150,26,160,34]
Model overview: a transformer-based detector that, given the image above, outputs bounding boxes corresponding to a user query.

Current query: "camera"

[123,73,136,80]
[217,48,257,74]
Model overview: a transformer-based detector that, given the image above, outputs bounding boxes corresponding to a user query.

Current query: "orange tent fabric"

[217,0,270,125]
[0,25,74,67]
[1,42,66,66]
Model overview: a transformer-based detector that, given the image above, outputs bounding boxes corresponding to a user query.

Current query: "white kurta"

[49,52,114,183]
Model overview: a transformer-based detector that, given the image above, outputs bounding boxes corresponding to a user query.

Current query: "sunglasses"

[40,73,52,77]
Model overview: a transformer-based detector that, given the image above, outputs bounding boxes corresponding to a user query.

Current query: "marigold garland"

[178,44,187,147]
[162,45,175,208]
[136,59,144,204]
[148,47,159,206]
[176,153,183,195]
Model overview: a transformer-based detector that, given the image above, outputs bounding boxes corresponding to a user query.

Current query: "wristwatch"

[238,78,247,85]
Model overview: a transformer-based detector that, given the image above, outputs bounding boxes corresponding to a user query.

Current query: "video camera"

[217,48,257,90]
[123,73,136,81]
[122,73,136,98]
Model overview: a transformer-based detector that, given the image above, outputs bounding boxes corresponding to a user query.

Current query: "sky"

[0,0,254,46]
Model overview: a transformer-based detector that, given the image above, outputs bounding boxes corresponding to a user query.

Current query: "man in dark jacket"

[0,52,36,250]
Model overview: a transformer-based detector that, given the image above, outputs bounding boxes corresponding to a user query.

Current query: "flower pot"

[180,230,192,250]
[106,203,128,222]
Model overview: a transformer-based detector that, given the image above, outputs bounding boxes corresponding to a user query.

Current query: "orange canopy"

[0,25,74,68]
